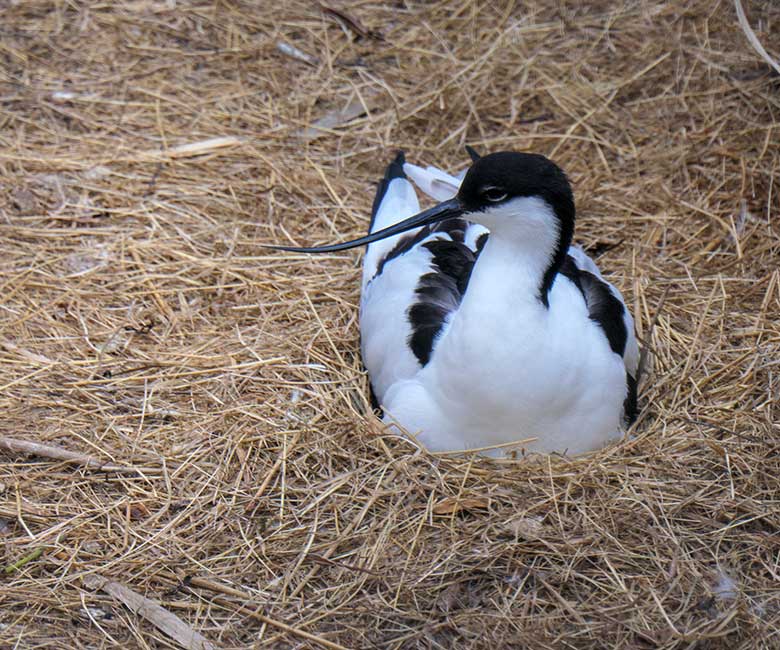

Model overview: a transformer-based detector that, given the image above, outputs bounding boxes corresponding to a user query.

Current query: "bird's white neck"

[466,196,564,305]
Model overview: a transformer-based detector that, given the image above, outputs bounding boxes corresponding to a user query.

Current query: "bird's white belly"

[382,281,627,456]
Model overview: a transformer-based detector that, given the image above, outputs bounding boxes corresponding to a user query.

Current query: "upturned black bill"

[267,198,463,253]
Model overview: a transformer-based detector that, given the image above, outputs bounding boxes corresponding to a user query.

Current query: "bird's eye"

[482,187,507,202]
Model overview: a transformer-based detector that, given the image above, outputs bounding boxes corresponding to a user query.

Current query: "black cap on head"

[458,152,574,225]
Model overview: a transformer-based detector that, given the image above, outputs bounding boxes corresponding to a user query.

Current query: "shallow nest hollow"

[1,1,779,648]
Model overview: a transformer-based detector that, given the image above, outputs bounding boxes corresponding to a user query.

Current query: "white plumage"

[276,150,639,457]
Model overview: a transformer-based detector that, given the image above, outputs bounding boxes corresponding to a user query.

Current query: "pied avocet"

[272,149,638,456]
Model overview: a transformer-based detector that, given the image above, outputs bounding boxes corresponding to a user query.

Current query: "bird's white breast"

[382,272,627,456]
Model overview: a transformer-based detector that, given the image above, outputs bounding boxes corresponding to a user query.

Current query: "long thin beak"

[266,198,463,253]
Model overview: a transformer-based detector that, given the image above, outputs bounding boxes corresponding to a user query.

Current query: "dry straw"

[1,1,778,648]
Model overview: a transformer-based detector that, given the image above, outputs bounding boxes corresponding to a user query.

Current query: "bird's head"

[267,150,575,256]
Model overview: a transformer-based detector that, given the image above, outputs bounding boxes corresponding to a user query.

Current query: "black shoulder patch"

[579,270,628,357]
[423,239,477,294]
[369,151,406,233]
[561,255,628,357]
[407,233,484,366]
[563,255,636,422]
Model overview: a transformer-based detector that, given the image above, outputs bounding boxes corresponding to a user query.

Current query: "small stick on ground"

[83,575,217,650]
[0,437,143,474]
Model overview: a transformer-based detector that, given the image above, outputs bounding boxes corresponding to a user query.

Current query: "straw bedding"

[1,1,778,648]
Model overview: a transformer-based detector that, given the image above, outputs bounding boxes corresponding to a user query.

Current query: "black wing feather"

[623,371,638,426]
[559,256,627,357]
[560,255,636,424]
[407,230,482,365]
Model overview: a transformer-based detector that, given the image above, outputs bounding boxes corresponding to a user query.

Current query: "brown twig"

[0,437,144,474]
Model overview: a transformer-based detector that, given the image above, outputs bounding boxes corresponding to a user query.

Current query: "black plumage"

[407,236,481,365]
[623,371,638,425]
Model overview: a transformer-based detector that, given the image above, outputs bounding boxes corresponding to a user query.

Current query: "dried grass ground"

[1,1,779,648]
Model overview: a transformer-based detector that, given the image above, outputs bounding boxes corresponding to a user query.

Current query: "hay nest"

[1,1,778,648]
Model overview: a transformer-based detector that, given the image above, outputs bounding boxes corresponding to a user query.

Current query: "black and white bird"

[273,150,638,456]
